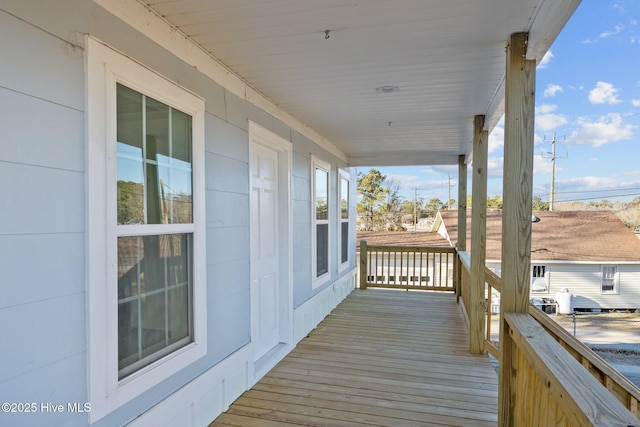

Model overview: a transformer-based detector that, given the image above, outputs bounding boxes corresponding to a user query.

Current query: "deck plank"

[209,289,498,426]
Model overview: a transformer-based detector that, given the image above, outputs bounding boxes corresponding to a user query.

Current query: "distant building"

[434,210,640,311]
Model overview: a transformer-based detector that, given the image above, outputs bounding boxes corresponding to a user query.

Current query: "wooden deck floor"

[210,289,498,427]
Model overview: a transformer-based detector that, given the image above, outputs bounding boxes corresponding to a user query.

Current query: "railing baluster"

[358,243,455,291]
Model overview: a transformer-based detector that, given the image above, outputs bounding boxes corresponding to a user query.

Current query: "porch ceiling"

[142,0,580,166]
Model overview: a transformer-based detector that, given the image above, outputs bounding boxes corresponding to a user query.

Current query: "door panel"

[250,143,280,360]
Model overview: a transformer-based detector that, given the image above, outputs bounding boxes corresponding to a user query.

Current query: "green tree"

[378,180,405,231]
[117,180,144,224]
[588,199,613,209]
[424,198,444,217]
[487,195,503,210]
[532,196,549,211]
[357,169,389,231]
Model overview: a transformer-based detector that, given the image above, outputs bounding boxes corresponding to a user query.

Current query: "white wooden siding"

[488,261,640,310]
[1,3,358,426]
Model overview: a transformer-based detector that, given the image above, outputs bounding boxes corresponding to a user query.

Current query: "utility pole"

[447,175,452,210]
[414,187,417,231]
[542,133,567,211]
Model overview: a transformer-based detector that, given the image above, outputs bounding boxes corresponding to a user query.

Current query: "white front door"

[250,142,280,360]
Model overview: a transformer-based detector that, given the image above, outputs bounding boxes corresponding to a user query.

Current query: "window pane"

[117,233,192,377]
[315,168,328,220]
[171,108,192,163]
[146,97,170,160]
[341,221,349,264]
[168,285,189,345]
[117,85,193,225]
[117,84,143,151]
[341,178,349,219]
[316,224,329,276]
[117,159,145,225]
[117,84,145,225]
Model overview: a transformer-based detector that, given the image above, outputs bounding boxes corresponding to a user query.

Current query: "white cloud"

[600,23,625,39]
[536,104,568,131]
[486,157,504,179]
[588,82,622,104]
[537,50,553,69]
[384,173,419,190]
[534,155,552,175]
[543,84,563,97]
[567,113,633,147]
[537,104,558,114]
[632,99,640,107]
[488,124,504,154]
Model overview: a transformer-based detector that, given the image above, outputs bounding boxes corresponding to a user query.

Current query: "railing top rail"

[530,306,640,404]
[364,244,456,253]
[505,312,638,426]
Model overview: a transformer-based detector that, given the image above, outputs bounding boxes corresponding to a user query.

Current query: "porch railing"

[458,250,640,424]
[359,240,456,291]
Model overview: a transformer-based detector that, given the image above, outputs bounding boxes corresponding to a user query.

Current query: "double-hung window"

[116,84,195,378]
[86,38,206,421]
[601,265,618,294]
[312,156,331,287]
[338,169,350,270]
[531,265,548,293]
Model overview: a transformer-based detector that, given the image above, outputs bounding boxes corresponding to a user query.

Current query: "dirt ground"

[490,312,640,387]
[552,312,640,365]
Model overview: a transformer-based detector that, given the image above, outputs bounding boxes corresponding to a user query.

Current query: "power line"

[538,186,640,196]
[545,192,640,203]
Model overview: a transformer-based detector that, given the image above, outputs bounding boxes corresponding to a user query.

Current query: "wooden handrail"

[530,306,640,416]
[505,312,638,426]
[457,249,640,419]
[359,241,455,291]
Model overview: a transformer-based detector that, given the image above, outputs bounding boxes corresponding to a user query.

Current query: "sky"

[357,0,640,206]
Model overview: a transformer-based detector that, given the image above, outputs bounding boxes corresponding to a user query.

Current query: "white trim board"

[248,121,295,382]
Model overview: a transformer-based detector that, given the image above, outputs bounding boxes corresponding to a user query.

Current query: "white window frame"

[338,168,351,272]
[86,37,207,423]
[531,264,549,293]
[601,265,619,294]
[311,155,331,288]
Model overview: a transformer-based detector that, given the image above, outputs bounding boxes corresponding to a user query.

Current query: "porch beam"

[498,32,536,427]
[469,115,488,354]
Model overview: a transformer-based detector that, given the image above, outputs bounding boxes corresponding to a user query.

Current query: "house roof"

[437,210,640,262]
[101,0,580,167]
[357,231,450,250]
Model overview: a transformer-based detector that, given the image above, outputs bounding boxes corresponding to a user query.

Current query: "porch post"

[469,115,488,354]
[457,155,467,252]
[456,155,467,300]
[360,240,368,290]
[498,32,536,427]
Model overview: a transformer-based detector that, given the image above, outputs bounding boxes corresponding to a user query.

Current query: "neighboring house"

[434,210,640,311]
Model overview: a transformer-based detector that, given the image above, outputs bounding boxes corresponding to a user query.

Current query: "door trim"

[248,121,293,374]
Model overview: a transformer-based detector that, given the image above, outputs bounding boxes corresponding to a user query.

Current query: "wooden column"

[359,240,368,289]
[498,32,536,427]
[456,155,467,300]
[469,115,488,354]
[457,155,467,252]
